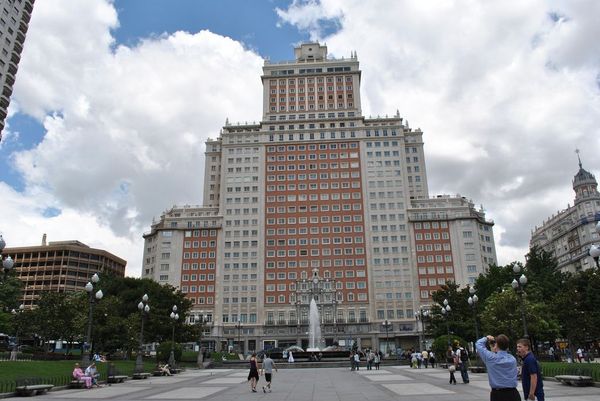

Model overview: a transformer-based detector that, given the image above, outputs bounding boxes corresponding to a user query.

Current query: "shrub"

[156,342,182,363]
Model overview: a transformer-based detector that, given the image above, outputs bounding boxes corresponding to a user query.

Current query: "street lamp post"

[235,320,242,354]
[81,273,103,366]
[196,313,209,368]
[440,299,452,345]
[511,265,529,338]
[0,234,15,281]
[168,305,179,368]
[467,286,480,352]
[134,294,150,374]
[10,304,25,361]
[414,309,430,351]
[382,320,392,355]
[588,222,600,268]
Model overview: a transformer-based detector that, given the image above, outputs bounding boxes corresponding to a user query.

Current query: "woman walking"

[247,353,260,392]
[446,345,457,385]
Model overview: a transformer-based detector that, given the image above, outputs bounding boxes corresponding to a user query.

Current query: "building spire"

[575,148,582,169]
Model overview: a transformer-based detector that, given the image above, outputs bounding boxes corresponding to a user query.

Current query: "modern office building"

[530,157,600,272]
[0,0,35,140]
[142,43,496,353]
[3,235,126,307]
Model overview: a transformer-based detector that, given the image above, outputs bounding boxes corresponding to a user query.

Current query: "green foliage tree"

[479,289,559,344]
[156,341,182,363]
[429,283,475,342]
[553,269,600,347]
[431,334,465,360]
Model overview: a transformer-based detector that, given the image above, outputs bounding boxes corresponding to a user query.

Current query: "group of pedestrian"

[247,352,278,393]
[476,334,544,401]
[365,349,382,370]
[445,343,469,384]
[410,349,436,369]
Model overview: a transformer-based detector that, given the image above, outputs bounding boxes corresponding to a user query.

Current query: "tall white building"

[0,0,35,139]
[142,43,497,353]
[531,157,600,272]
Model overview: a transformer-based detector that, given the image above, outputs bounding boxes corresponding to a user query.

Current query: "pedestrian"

[247,352,260,392]
[349,351,355,371]
[429,350,436,368]
[261,353,278,393]
[353,351,360,370]
[446,345,457,385]
[517,338,544,401]
[476,335,520,401]
[85,362,101,387]
[547,346,554,362]
[422,349,429,368]
[287,350,294,363]
[576,347,584,363]
[374,351,380,370]
[456,344,470,383]
[367,350,374,370]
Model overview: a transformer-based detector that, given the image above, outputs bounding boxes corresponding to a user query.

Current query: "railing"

[0,375,73,395]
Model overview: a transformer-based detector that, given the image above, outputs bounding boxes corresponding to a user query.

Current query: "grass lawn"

[0,360,157,393]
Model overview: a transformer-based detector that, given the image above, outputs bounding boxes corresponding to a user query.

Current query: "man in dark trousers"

[476,334,521,401]
[517,338,544,401]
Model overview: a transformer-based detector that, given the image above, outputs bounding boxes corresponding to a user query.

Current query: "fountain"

[307,298,322,351]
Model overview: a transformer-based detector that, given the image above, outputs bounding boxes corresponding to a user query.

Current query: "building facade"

[530,158,600,272]
[4,237,126,307]
[0,0,35,139]
[142,43,496,353]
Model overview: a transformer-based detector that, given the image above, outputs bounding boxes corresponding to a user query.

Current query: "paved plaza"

[28,366,600,401]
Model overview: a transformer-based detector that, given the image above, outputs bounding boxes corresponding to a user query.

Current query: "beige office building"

[142,43,497,353]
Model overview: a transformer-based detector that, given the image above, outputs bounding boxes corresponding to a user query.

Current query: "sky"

[1,0,599,277]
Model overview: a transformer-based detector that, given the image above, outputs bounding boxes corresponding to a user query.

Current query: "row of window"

[419,278,448,286]
[266,111,356,121]
[370,225,407,232]
[270,76,353,85]
[418,266,455,275]
[267,171,361,181]
[266,293,367,303]
[268,131,357,140]
[182,262,215,270]
[183,252,216,258]
[270,103,354,112]
[187,296,214,305]
[223,252,258,259]
[266,215,363,225]
[223,273,258,281]
[183,241,216,249]
[266,281,366,292]
[415,232,450,240]
[417,255,453,263]
[416,243,451,251]
[266,226,364,236]
[267,237,363,246]
[181,285,215,292]
[266,248,365,258]
[267,204,361,213]
[370,214,406,221]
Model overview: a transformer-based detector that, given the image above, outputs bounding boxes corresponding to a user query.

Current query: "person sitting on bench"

[72,363,92,389]
[158,363,172,376]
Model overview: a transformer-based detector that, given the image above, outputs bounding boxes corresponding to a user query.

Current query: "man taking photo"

[476,334,520,401]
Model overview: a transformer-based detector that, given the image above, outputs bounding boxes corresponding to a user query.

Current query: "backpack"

[459,348,469,362]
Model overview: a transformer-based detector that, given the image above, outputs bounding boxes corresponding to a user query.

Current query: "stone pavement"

[28,366,600,401]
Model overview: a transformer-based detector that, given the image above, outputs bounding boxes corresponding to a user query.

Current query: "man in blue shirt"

[517,338,544,401]
[476,334,521,401]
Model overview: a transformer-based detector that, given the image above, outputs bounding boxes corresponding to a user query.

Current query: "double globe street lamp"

[168,305,179,368]
[135,294,150,374]
[82,273,103,365]
[414,309,430,351]
[440,299,452,345]
[511,264,529,338]
[10,304,25,361]
[467,286,480,352]
[0,234,15,281]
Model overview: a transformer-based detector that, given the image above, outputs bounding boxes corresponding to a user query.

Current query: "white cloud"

[277,0,600,265]
[4,0,264,276]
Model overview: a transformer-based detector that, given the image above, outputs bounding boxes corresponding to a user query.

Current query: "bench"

[107,375,127,383]
[169,368,182,374]
[132,372,151,380]
[153,370,169,376]
[69,379,86,389]
[15,377,54,396]
[469,366,486,373]
[555,375,593,387]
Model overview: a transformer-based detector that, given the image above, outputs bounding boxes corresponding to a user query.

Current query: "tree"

[479,289,559,344]
[429,283,474,342]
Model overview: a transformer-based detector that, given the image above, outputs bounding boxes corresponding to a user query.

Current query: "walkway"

[29,366,600,401]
